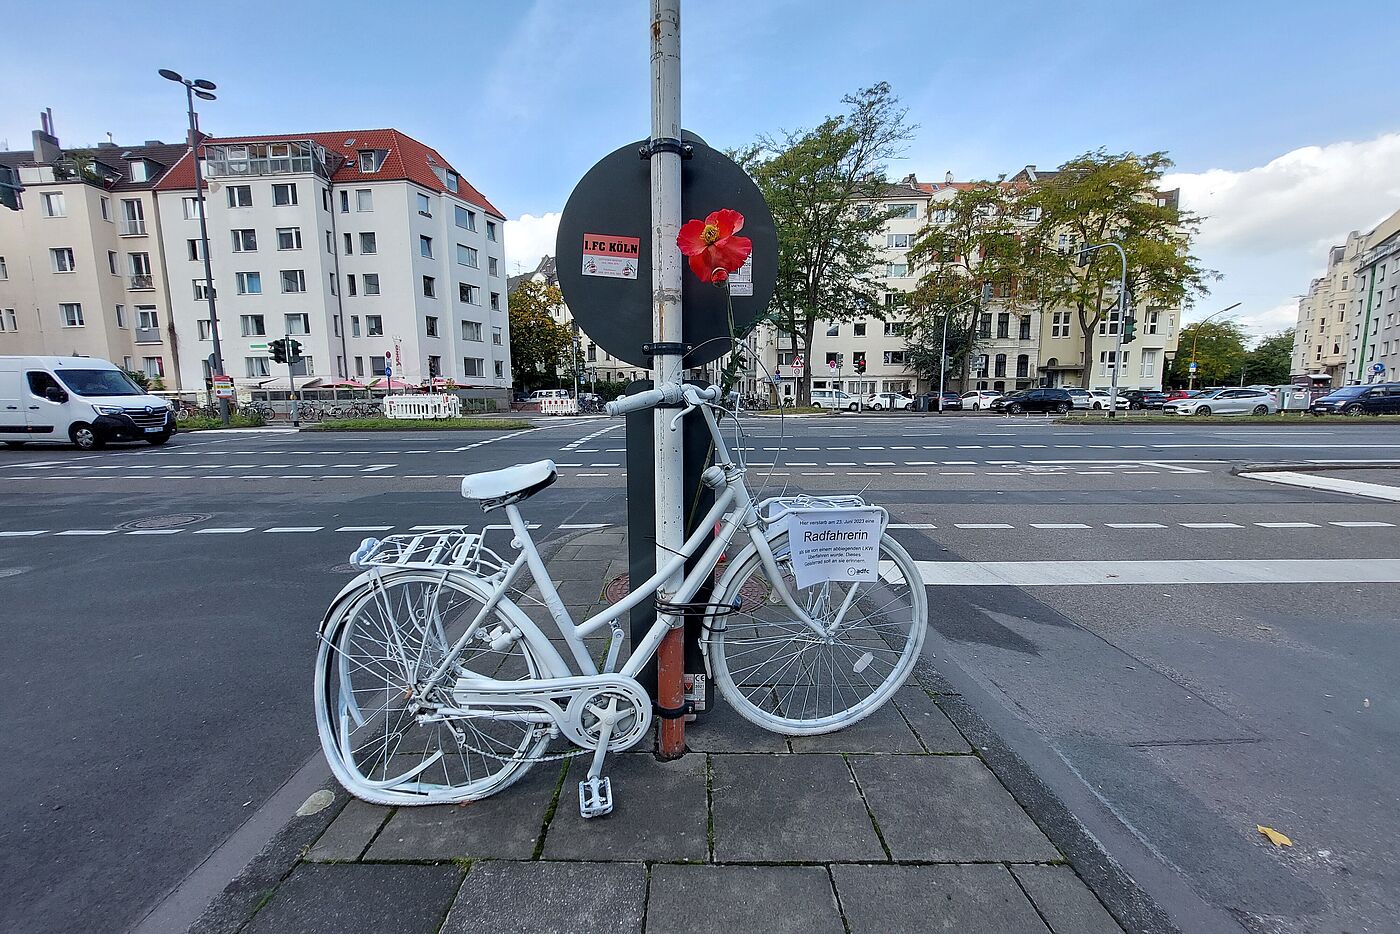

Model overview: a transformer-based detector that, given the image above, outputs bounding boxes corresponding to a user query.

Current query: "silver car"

[1164,388,1278,416]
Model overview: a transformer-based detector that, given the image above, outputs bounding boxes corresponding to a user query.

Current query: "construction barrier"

[538,397,580,415]
[383,394,462,419]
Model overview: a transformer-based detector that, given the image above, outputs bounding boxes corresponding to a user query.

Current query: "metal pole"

[650,0,686,760]
[572,327,581,403]
[1187,302,1240,391]
[187,85,229,426]
[1108,245,1127,420]
[286,336,301,427]
[938,311,949,413]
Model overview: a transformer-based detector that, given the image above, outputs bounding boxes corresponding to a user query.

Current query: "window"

[108,251,119,275]
[1147,311,1160,335]
[245,357,271,378]
[1019,316,1032,340]
[883,320,905,336]
[227,185,253,208]
[236,271,262,294]
[488,257,499,277]
[41,192,65,217]
[354,356,364,377]
[276,227,302,250]
[129,252,152,281]
[420,235,434,258]
[359,232,377,254]
[1139,348,1158,378]
[423,275,436,298]
[1051,311,1070,338]
[142,357,164,379]
[486,220,498,242]
[347,274,357,296]
[586,343,597,362]
[351,315,361,337]
[357,150,383,173]
[232,229,257,252]
[269,182,297,206]
[462,321,483,341]
[193,280,212,301]
[115,305,126,328]
[887,233,912,249]
[61,303,84,327]
[427,354,442,378]
[240,314,265,337]
[281,269,306,293]
[889,203,917,220]
[328,272,337,296]
[51,248,76,273]
[343,232,353,255]
[137,307,159,330]
[182,196,203,220]
[882,350,906,365]
[120,199,146,235]
[1098,309,1120,335]
[826,323,839,337]
[457,244,479,267]
[455,206,476,230]
[417,192,432,216]
[371,356,386,376]
[0,256,6,279]
[1015,354,1029,379]
[462,357,485,377]
[994,353,1007,378]
[853,321,867,337]
[187,239,203,261]
[494,360,504,379]
[366,315,383,336]
[997,313,1010,339]
[978,313,991,338]
[363,273,380,295]
[886,263,908,278]
[426,316,439,338]
[99,196,111,220]
[492,326,503,345]
[490,292,500,311]
[340,190,350,213]
[356,189,372,212]
[196,319,213,340]
[460,283,479,304]
[322,188,330,212]
[0,308,17,332]
[285,313,309,335]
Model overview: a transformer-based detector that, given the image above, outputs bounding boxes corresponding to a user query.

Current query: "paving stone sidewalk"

[205,528,1126,934]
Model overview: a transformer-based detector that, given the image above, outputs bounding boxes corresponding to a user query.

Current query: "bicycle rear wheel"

[706,531,927,735]
[315,571,551,805]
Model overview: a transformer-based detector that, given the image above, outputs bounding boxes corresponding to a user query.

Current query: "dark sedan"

[1310,383,1400,415]
[990,388,1073,414]
[1121,390,1170,410]
[915,391,962,412]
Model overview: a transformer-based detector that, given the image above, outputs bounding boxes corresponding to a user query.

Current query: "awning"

[255,376,324,391]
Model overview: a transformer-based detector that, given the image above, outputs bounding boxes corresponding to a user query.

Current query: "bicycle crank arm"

[451,673,653,752]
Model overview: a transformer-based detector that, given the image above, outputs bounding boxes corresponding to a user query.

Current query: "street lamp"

[1075,243,1130,419]
[1187,302,1242,391]
[160,68,229,426]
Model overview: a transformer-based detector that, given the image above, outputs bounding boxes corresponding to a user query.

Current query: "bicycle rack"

[349,526,513,579]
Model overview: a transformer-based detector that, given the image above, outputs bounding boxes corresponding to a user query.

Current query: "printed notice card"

[788,508,884,589]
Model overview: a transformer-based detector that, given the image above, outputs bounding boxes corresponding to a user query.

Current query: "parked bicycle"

[314,383,927,818]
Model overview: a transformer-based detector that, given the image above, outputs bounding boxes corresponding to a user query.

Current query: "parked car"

[959,390,1003,410]
[1309,383,1400,416]
[914,390,963,412]
[865,392,913,411]
[1064,388,1096,409]
[1088,390,1131,410]
[810,388,859,410]
[1163,388,1277,416]
[1163,389,1195,401]
[989,387,1073,414]
[0,355,176,449]
[1120,390,1170,410]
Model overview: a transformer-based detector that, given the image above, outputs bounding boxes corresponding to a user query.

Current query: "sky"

[5,0,1400,342]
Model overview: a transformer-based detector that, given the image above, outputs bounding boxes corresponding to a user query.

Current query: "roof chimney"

[32,110,62,165]
[945,170,953,184]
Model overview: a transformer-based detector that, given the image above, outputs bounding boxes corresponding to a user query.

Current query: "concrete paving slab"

[892,686,971,752]
[852,755,1058,861]
[834,863,1052,934]
[684,695,790,753]
[1011,864,1124,934]
[544,753,707,861]
[712,754,885,862]
[646,864,844,934]
[548,559,614,582]
[242,863,461,934]
[442,861,645,934]
[787,698,923,753]
[305,799,390,862]
[365,761,563,860]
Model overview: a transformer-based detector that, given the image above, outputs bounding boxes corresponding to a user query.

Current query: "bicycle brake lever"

[668,404,697,431]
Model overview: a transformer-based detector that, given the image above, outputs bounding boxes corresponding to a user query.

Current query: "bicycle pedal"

[578,775,613,819]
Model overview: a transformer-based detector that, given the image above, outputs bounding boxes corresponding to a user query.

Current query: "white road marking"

[955,523,1014,530]
[915,558,1400,587]
[265,527,323,533]
[0,531,47,537]
[360,464,394,472]
[1255,522,1319,528]
[1238,470,1400,502]
[336,526,394,532]
[1105,523,1167,529]
[560,523,613,529]
[889,523,937,529]
[194,528,255,534]
[1030,523,1092,529]
[1331,520,1395,528]
[56,530,117,536]
[125,529,183,535]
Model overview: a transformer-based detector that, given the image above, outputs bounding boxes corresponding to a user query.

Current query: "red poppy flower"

[676,209,752,284]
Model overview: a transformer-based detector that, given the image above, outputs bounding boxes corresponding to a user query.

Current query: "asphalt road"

[2,413,1398,934]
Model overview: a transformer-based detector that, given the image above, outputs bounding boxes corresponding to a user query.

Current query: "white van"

[0,356,176,450]
[810,389,859,410]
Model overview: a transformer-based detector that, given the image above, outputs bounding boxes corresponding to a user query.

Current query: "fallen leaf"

[1257,825,1293,847]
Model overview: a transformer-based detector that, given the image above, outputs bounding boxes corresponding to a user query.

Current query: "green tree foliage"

[742,83,914,405]
[507,279,572,391]
[1244,329,1296,385]
[1167,320,1248,387]
[1023,150,1214,387]
[124,369,151,391]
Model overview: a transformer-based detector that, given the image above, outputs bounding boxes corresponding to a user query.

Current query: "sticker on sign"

[582,233,640,280]
[727,255,753,296]
[787,508,885,589]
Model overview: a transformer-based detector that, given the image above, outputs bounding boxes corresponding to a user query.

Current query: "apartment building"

[0,117,184,384]
[1348,206,1400,384]
[507,255,637,384]
[154,129,512,403]
[1291,232,1366,382]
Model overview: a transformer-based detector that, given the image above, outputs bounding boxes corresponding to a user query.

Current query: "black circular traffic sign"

[555,133,777,369]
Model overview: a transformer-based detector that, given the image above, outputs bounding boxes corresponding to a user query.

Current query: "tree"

[1023,151,1214,387]
[906,182,1027,389]
[1244,329,1295,385]
[1167,320,1248,387]
[507,279,572,392]
[743,83,914,405]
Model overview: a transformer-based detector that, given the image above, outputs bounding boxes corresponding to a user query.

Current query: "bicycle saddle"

[460,459,557,508]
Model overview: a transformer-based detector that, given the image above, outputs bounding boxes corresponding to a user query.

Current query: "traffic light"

[1122,315,1138,344]
[286,339,304,364]
[836,353,844,370]
[268,339,287,364]
[854,355,866,375]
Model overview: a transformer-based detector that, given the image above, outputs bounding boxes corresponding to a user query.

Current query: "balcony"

[119,218,147,236]
[129,274,154,290]
[203,141,332,180]
[134,326,162,345]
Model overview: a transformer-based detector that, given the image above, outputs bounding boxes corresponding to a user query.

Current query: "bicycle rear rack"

[349,526,513,579]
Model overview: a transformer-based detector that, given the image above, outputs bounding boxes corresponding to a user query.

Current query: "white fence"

[383,394,462,420]
[537,397,579,415]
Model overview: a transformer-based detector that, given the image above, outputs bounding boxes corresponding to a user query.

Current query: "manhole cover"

[120,513,211,530]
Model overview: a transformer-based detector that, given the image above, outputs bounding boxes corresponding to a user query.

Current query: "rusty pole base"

[655,627,687,759]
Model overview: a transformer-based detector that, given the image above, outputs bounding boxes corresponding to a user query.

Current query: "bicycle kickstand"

[579,698,619,819]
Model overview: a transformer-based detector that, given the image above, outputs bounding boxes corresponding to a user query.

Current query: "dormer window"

[129,160,150,182]
[358,150,386,173]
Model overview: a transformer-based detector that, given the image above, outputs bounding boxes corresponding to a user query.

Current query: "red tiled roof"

[154,128,503,217]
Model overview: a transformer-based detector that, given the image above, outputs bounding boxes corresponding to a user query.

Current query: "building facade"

[0,118,185,384]
[1348,207,1400,384]
[1291,233,1365,383]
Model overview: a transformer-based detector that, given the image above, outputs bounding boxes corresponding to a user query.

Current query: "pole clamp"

[643,342,691,360]
[655,700,693,719]
[639,138,693,160]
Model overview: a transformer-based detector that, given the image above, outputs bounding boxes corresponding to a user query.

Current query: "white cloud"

[1164,133,1400,337]
[504,212,562,279]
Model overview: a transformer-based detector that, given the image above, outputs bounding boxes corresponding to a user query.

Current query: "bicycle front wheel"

[314,571,550,805]
[707,530,927,735]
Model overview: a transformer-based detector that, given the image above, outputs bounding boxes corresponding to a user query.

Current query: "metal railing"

[119,219,147,236]
[129,274,154,290]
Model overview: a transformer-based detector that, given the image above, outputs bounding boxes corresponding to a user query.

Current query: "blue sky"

[6,0,1400,336]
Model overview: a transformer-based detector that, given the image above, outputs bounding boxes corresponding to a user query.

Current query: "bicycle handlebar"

[605,383,721,417]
